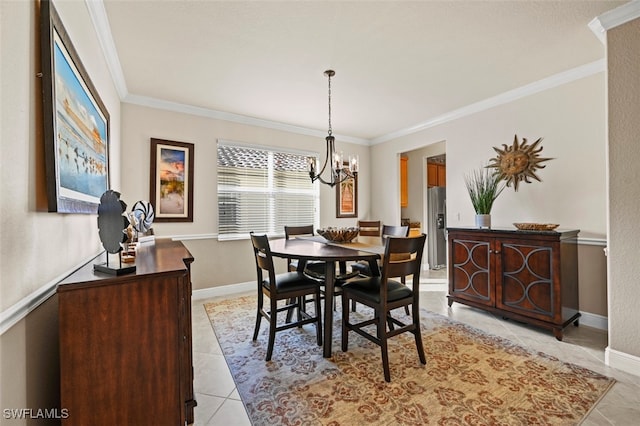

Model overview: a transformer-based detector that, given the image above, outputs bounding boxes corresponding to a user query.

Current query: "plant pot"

[475,214,491,229]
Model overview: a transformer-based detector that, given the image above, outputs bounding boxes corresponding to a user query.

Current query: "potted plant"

[464,166,505,228]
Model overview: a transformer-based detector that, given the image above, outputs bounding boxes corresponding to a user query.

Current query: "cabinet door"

[449,235,494,306]
[427,163,437,187]
[495,239,555,322]
[437,164,446,186]
[400,157,408,207]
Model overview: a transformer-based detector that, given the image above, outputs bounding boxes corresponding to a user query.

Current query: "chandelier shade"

[308,70,358,187]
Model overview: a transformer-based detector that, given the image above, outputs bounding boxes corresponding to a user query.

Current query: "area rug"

[205,295,615,425]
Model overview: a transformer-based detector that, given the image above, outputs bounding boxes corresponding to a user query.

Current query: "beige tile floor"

[191,268,640,425]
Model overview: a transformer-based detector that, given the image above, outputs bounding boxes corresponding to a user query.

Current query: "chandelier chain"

[327,72,332,136]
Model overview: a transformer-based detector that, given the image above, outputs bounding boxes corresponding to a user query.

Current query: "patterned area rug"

[205,295,615,425]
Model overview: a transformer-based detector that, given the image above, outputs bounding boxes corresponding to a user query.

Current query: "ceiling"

[98,0,623,143]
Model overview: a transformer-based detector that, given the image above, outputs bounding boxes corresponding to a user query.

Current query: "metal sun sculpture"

[487,134,553,191]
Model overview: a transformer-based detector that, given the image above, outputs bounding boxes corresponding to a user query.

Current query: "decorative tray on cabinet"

[513,223,559,231]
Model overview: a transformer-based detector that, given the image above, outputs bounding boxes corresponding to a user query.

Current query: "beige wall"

[607,17,640,358]
[119,103,371,289]
[578,244,608,317]
[371,73,609,319]
[370,74,607,239]
[1,0,121,420]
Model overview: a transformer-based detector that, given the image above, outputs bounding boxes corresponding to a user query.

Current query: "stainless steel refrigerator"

[427,186,447,269]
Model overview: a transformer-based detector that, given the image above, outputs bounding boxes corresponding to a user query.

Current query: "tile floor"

[191,268,640,425]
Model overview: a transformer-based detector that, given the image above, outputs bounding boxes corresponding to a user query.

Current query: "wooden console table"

[447,227,580,340]
[57,239,196,425]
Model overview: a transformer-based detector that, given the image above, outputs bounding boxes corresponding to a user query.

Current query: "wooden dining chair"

[250,232,323,361]
[357,220,382,237]
[284,225,359,313]
[351,224,409,276]
[341,233,427,382]
[351,225,412,314]
[284,225,325,276]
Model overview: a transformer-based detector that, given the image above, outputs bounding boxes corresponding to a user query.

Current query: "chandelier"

[308,70,358,187]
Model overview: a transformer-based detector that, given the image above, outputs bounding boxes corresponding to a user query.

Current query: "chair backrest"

[381,225,409,244]
[381,234,427,284]
[284,225,314,240]
[250,232,276,288]
[358,220,381,237]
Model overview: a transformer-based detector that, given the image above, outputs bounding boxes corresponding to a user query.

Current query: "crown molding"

[85,0,128,99]
[370,60,605,145]
[87,0,613,148]
[589,0,640,44]
[123,93,369,145]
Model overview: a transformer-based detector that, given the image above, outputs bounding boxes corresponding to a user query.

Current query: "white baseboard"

[606,347,640,378]
[192,281,255,300]
[578,311,608,331]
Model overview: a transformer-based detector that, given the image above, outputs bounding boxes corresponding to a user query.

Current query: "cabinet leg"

[573,319,580,327]
[447,299,454,307]
[553,329,563,341]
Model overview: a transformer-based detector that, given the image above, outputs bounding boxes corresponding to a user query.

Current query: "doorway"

[426,154,446,270]
[398,142,446,274]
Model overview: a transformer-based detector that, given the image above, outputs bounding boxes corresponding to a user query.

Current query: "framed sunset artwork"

[150,138,194,222]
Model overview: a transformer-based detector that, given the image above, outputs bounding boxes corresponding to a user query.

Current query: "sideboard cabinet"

[57,239,196,425]
[447,227,580,340]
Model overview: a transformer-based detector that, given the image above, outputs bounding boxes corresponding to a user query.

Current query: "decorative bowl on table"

[317,227,359,243]
[513,223,559,231]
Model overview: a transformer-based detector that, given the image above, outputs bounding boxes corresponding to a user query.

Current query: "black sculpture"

[94,190,136,275]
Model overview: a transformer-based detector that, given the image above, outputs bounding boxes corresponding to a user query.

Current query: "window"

[217,141,319,240]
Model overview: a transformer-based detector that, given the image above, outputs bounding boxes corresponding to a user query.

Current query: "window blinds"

[217,142,318,239]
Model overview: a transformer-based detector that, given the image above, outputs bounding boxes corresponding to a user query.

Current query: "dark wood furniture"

[57,239,196,425]
[268,237,381,357]
[351,224,409,276]
[250,232,323,360]
[447,227,580,340]
[284,224,319,272]
[284,225,358,314]
[341,234,427,382]
[358,220,382,237]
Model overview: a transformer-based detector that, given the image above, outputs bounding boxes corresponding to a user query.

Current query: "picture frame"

[150,138,194,222]
[336,165,358,218]
[40,0,110,214]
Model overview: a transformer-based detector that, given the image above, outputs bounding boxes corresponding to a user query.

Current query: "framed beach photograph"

[336,166,357,218]
[150,138,194,222]
[40,0,110,213]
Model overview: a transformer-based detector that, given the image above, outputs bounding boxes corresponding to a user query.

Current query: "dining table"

[268,236,383,358]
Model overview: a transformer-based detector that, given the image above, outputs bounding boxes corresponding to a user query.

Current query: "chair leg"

[315,290,323,346]
[296,296,304,327]
[341,291,349,352]
[402,276,410,315]
[413,304,427,365]
[285,297,296,323]
[265,297,278,361]
[386,314,395,331]
[252,291,263,341]
[379,310,391,382]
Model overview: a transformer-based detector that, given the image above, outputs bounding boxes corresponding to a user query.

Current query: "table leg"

[323,261,335,358]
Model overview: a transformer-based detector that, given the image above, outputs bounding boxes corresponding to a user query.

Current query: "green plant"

[464,166,505,214]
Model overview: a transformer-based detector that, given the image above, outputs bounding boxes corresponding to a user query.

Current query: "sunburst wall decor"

[488,134,552,191]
